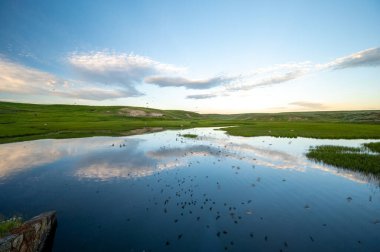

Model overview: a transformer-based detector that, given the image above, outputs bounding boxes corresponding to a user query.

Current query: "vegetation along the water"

[181,134,198,139]
[1,101,380,144]
[0,217,22,238]
[306,142,380,175]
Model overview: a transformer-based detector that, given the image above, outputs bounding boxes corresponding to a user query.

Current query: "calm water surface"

[0,128,379,251]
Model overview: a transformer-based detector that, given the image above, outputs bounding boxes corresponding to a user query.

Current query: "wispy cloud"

[0,57,67,95]
[145,76,235,90]
[2,47,379,102]
[186,93,219,99]
[289,101,326,109]
[184,63,312,99]
[55,87,132,100]
[186,47,380,99]
[0,57,133,100]
[227,70,307,91]
[320,47,380,70]
[67,51,186,96]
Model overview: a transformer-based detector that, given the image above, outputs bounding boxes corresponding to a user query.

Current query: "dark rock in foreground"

[0,211,57,252]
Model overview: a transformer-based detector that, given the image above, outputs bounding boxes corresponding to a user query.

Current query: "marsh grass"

[181,134,198,139]
[364,142,380,153]
[306,143,380,175]
[221,122,380,139]
[0,217,22,237]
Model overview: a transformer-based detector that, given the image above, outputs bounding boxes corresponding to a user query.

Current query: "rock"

[0,211,57,252]
[12,235,23,250]
[0,236,13,252]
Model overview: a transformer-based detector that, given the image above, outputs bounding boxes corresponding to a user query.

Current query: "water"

[0,128,379,251]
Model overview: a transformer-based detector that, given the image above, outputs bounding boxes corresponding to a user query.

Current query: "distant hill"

[206,110,380,123]
[0,101,203,120]
[1,101,379,123]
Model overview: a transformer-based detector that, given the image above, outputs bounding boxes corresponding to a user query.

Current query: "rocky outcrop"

[0,211,57,252]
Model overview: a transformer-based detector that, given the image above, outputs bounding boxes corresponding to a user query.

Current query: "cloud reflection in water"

[0,129,377,185]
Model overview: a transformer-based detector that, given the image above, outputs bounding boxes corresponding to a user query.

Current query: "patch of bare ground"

[118,108,163,117]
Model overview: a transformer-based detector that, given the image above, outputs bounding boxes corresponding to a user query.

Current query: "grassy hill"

[207,110,380,123]
[1,101,380,143]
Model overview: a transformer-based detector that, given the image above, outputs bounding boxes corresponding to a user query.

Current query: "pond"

[0,128,379,251]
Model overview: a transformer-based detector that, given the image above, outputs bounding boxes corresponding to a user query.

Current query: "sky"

[0,0,379,114]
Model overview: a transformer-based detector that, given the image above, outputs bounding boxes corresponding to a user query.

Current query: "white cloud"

[252,61,313,75]
[183,62,314,99]
[186,93,219,99]
[67,51,186,96]
[145,75,235,90]
[186,47,380,99]
[54,87,133,100]
[2,47,379,103]
[68,51,185,75]
[320,47,380,70]
[0,57,67,95]
[289,101,326,109]
[0,57,133,100]
[226,70,307,92]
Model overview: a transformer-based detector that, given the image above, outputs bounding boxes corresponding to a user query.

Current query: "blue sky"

[0,0,379,113]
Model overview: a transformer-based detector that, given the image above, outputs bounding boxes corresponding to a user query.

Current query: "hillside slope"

[1,101,380,143]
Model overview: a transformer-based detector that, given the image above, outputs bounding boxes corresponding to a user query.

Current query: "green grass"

[221,122,380,139]
[306,143,380,175]
[0,217,22,238]
[207,110,380,123]
[364,142,380,153]
[0,101,380,143]
[181,134,198,139]
[0,102,221,143]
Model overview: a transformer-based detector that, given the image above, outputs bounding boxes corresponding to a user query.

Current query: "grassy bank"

[364,142,380,153]
[0,217,22,238]
[1,101,380,143]
[306,142,380,175]
[221,122,380,139]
